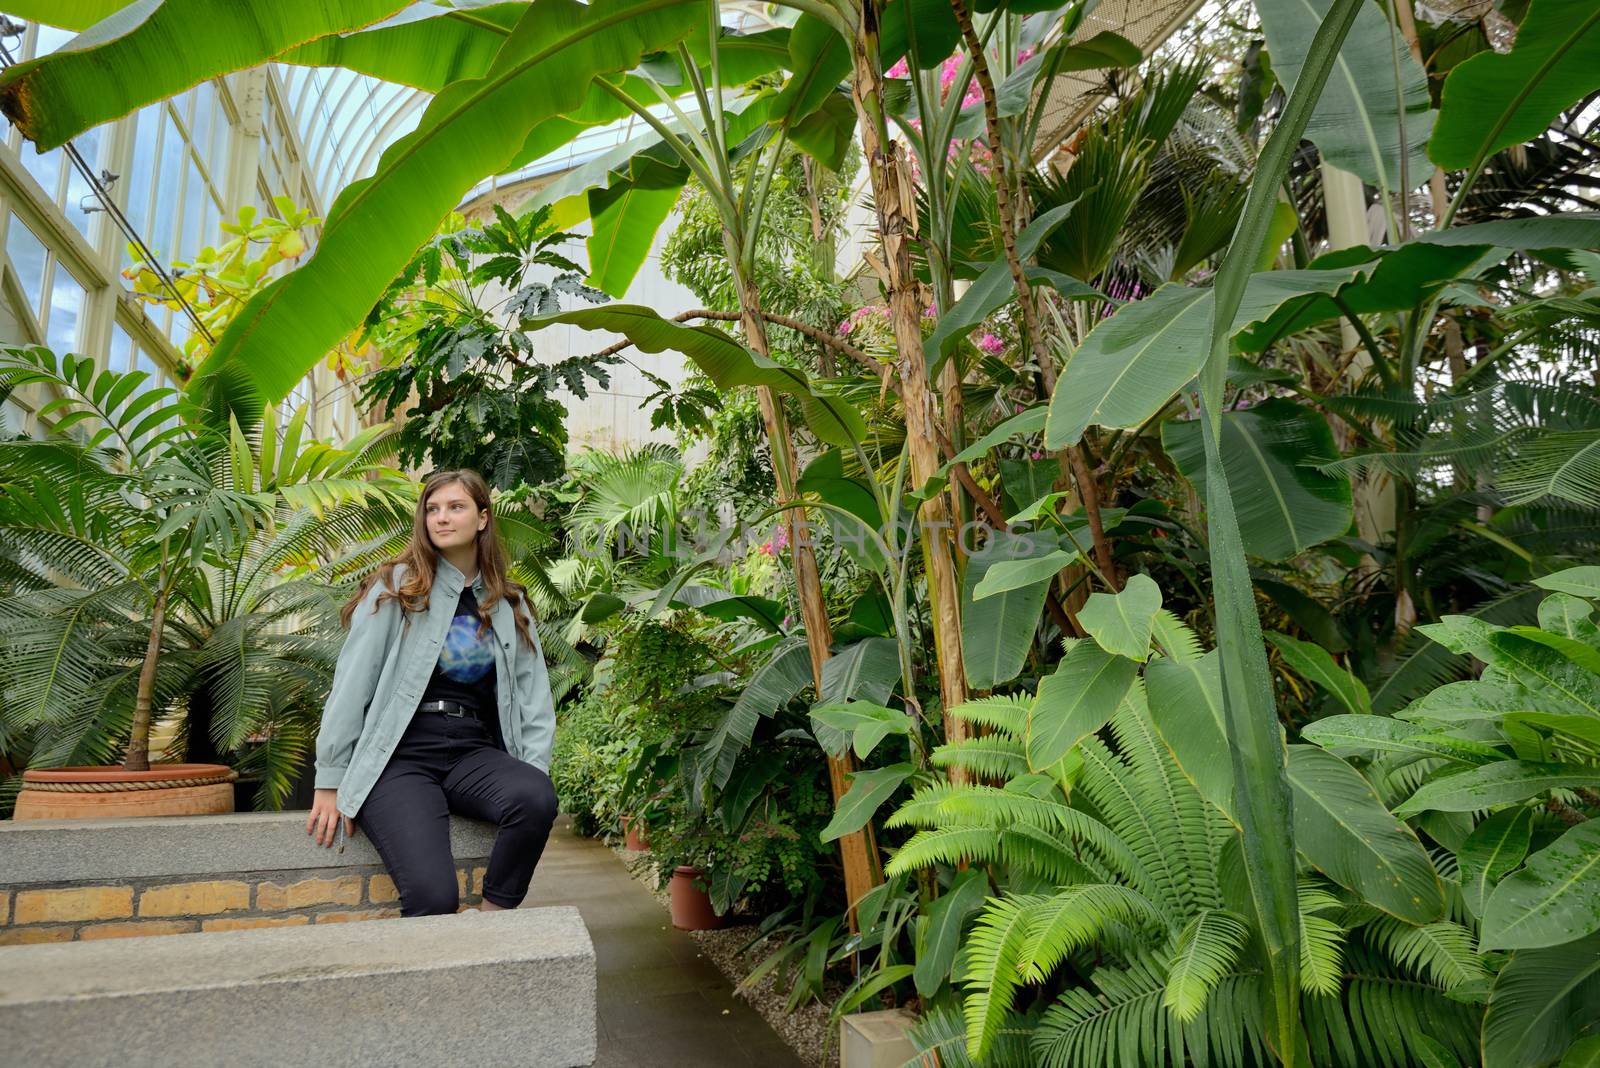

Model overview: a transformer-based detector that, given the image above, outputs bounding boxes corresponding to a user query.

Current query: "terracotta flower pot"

[669,865,722,931]
[12,763,238,820]
[621,814,650,852]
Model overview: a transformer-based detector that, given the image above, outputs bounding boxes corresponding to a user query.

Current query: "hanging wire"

[0,19,214,346]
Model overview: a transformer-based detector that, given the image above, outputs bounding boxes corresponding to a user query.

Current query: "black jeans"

[355,710,557,915]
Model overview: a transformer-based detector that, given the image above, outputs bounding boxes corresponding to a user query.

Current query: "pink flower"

[887,58,910,79]
[758,540,774,556]
[1014,403,1025,414]
[1031,450,1044,460]
[772,524,789,550]
[977,333,1003,354]
[1017,48,1034,64]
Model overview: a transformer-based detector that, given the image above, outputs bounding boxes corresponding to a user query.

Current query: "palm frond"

[1162,909,1250,1022]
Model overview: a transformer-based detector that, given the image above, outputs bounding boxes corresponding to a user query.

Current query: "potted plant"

[0,346,410,819]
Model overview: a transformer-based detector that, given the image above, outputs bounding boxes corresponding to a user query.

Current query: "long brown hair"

[341,469,538,651]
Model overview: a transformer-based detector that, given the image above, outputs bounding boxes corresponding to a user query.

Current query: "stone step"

[0,905,596,1067]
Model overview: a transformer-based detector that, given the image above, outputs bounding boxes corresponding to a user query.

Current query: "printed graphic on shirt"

[438,610,494,683]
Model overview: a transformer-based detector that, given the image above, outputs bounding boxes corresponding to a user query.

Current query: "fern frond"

[1365,917,1487,991]
[1150,610,1204,663]
[960,894,1043,1061]
[948,694,1030,737]
[1303,943,1479,1068]
[1018,884,1167,983]
[1162,909,1250,1022]
[930,735,1030,780]
[1298,881,1348,998]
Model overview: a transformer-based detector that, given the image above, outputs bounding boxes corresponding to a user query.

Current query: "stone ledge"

[0,905,597,1067]
[0,811,498,887]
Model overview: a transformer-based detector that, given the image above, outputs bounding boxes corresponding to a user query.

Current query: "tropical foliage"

[2,0,1598,1061]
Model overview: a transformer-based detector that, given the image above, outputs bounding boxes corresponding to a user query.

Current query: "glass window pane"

[135,349,159,381]
[110,323,134,372]
[46,265,86,354]
[64,123,103,237]
[180,158,207,260]
[34,25,74,58]
[5,214,48,320]
[121,105,160,266]
[152,111,186,259]
[1,396,26,436]
[20,143,62,199]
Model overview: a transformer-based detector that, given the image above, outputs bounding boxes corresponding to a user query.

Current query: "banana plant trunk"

[847,2,971,764]
[731,267,885,911]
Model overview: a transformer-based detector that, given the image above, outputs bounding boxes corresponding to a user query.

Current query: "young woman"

[305,469,558,916]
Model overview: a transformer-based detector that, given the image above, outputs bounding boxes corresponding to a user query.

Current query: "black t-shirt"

[420,588,501,741]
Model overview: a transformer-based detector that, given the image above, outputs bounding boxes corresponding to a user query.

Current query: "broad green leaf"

[1287,745,1445,923]
[798,449,888,572]
[522,304,865,446]
[1046,284,1211,447]
[1396,761,1600,817]
[811,701,912,761]
[993,31,1140,117]
[815,637,901,755]
[1077,573,1162,662]
[1418,212,1600,249]
[1482,820,1600,949]
[1536,566,1600,600]
[1416,614,1501,660]
[1481,932,1600,1068]
[1482,631,1600,716]
[770,14,849,127]
[997,456,1058,516]
[1506,626,1600,678]
[670,586,785,632]
[1047,266,1370,447]
[1561,1037,1600,1068]
[945,408,1045,469]
[1146,650,1235,818]
[586,156,687,296]
[1302,714,1501,763]
[963,529,1056,690]
[0,1,413,149]
[971,548,1078,600]
[1428,0,1600,172]
[1025,641,1138,770]
[914,868,988,998]
[1503,712,1600,752]
[1,1,132,30]
[1257,0,1436,192]
[277,3,527,92]
[788,90,856,171]
[1164,399,1352,561]
[1539,592,1598,641]
[1265,631,1371,715]
[1460,808,1534,920]
[926,202,1083,374]
[821,764,915,843]
[191,0,703,416]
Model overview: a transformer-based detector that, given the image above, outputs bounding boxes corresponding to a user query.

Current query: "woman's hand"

[307,788,356,848]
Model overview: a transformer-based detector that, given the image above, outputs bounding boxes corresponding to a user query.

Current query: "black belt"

[418,699,480,718]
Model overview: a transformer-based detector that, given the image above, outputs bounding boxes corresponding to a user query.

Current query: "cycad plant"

[0,345,412,806]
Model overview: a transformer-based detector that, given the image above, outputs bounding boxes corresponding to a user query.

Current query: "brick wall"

[1,812,500,944]
[0,863,491,944]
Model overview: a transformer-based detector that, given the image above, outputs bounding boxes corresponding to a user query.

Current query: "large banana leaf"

[1025,641,1138,770]
[1076,573,1162,662]
[1458,808,1533,920]
[1045,266,1369,448]
[1428,0,1600,172]
[586,155,687,296]
[1,1,135,31]
[520,304,865,446]
[1482,820,1600,950]
[0,1,414,149]
[962,529,1056,689]
[1256,0,1435,192]
[1287,745,1444,924]
[190,0,703,416]
[276,2,527,92]
[1480,932,1600,1068]
[798,449,889,573]
[1145,650,1235,818]
[1163,399,1352,561]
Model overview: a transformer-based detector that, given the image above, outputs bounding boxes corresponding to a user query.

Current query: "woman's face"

[424,482,487,553]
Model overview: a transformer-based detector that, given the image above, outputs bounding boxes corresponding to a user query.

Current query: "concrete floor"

[521,818,808,1068]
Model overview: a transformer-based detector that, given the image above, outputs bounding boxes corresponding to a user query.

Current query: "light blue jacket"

[314,554,556,820]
